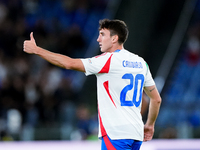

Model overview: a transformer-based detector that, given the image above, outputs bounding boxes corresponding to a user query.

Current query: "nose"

[97,35,100,42]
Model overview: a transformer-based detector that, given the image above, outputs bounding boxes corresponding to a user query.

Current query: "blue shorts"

[101,135,142,150]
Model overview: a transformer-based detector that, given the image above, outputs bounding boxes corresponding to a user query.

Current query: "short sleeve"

[81,53,112,76]
[144,63,155,87]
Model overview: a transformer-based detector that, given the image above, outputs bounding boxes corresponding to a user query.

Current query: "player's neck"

[109,44,124,53]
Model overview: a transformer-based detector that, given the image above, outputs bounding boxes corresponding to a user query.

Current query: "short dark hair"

[99,19,129,44]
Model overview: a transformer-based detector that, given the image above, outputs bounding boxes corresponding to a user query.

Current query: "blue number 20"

[120,74,144,107]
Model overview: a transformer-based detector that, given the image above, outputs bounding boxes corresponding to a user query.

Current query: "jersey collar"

[114,49,121,52]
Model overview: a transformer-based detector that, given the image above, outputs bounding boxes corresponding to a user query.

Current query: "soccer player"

[23,19,161,150]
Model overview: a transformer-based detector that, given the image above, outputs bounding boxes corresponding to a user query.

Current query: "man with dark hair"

[24,19,161,150]
[99,19,129,44]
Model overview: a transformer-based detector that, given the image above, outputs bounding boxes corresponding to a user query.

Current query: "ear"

[112,35,119,43]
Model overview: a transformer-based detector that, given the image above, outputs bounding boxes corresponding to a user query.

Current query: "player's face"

[97,29,113,53]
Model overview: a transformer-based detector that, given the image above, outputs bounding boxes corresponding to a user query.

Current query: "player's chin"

[100,48,104,52]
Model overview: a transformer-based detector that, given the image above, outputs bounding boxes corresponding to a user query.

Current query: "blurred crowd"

[0,0,109,141]
[157,0,200,139]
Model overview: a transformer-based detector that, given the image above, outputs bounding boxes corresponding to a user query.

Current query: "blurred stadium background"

[0,0,200,149]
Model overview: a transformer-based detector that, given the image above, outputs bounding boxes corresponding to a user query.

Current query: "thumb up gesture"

[23,32,37,54]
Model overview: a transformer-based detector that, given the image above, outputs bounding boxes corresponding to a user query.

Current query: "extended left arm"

[23,32,85,72]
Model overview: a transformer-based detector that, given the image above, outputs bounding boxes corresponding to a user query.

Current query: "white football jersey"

[81,49,155,141]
